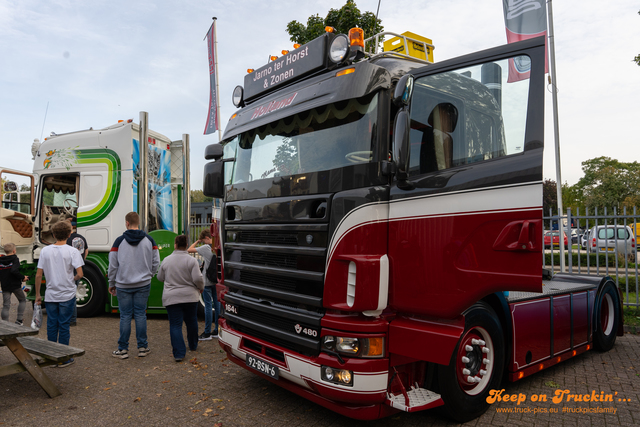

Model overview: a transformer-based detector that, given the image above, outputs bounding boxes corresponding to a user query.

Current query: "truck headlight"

[329,35,350,63]
[321,366,353,386]
[322,335,384,358]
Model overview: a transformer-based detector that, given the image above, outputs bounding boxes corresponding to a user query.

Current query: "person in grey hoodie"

[108,212,160,359]
[157,234,204,362]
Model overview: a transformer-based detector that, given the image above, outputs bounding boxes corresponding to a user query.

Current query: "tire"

[593,281,620,352]
[76,264,106,317]
[437,302,505,423]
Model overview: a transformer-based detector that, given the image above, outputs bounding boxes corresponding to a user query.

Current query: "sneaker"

[112,349,129,359]
[212,331,219,339]
[15,320,23,326]
[58,358,75,368]
[138,347,151,357]
[198,332,212,341]
[175,358,183,363]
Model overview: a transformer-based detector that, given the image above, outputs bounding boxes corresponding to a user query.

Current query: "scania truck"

[202,29,623,421]
[0,112,191,316]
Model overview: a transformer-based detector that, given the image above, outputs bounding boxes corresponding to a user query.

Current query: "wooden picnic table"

[0,319,85,398]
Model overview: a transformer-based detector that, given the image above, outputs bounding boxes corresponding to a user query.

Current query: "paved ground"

[1,302,639,427]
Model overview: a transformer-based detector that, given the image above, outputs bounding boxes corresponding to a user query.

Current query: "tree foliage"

[570,157,640,211]
[191,189,213,203]
[286,0,383,46]
[542,179,557,214]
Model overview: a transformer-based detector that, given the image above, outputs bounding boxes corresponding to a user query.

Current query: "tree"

[542,179,557,214]
[286,0,383,48]
[572,157,640,211]
[191,190,213,203]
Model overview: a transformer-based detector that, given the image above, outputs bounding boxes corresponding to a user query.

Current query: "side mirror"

[3,181,18,192]
[203,161,225,198]
[204,144,224,160]
[393,110,411,181]
[393,74,414,107]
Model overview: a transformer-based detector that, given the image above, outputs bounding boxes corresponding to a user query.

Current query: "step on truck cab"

[202,29,623,422]
[0,112,191,316]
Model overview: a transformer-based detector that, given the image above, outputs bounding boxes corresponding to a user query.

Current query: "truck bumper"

[218,320,397,420]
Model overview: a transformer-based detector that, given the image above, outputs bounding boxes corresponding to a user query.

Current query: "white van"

[585,225,636,261]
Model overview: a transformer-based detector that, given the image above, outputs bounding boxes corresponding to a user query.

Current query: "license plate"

[246,354,279,380]
[607,248,615,252]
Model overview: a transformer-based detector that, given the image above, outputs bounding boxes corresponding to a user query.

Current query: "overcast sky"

[1,0,638,189]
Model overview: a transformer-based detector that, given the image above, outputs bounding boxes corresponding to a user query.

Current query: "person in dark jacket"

[0,243,28,325]
[66,217,88,326]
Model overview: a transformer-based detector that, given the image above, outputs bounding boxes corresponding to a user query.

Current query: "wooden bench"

[0,337,85,368]
[0,320,85,397]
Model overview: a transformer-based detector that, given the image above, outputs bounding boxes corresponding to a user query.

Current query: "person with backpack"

[187,229,219,340]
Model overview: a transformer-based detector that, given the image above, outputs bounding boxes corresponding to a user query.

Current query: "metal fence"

[544,207,639,308]
[187,220,213,265]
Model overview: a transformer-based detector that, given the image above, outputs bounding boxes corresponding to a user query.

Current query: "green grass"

[621,291,640,327]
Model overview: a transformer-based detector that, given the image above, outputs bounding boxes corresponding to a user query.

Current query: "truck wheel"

[437,301,504,423]
[593,282,620,352]
[76,265,106,317]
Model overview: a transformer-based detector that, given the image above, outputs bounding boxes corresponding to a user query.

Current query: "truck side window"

[408,56,530,177]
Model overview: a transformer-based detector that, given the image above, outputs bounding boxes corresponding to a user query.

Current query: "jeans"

[117,285,150,351]
[45,297,75,345]
[202,286,220,335]
[2,288,26,322]
[166,302,199,359]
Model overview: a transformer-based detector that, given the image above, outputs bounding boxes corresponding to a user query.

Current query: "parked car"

[570,229,580,245]
[585,225,636,261]
[544,230,568,249]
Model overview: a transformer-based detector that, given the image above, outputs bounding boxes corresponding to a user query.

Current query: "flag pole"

[547,0,565,272]
[212,17,222,143]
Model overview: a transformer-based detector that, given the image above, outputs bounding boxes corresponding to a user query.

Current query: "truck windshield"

[225,93,378,184]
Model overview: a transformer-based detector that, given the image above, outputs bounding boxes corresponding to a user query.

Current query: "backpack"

[205,253,218,283]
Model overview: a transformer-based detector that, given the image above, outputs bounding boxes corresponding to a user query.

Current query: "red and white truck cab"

[202,29,623,422]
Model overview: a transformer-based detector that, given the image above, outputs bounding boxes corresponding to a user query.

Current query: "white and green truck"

[0,112,191,316]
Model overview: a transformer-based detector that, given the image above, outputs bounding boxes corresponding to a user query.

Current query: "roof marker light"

[293,43,301,49]
[281,50,289,55]
[325,26,336,33]
[247,68,255,73]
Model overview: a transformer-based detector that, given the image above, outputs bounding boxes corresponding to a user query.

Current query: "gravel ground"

[1,299,639,427]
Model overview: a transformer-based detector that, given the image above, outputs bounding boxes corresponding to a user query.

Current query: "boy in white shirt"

[35,220,84,367]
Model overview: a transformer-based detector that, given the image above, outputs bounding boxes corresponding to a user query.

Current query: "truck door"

[388,37,546,319]
[0,168,36,261]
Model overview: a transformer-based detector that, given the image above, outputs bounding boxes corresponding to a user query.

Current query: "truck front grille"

[223,223,327,356]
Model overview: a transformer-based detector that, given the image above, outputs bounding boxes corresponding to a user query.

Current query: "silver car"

[585,225,636,261]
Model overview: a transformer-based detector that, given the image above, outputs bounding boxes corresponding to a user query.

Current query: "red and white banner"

[502,0,548,82]
[204,21,219,135]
